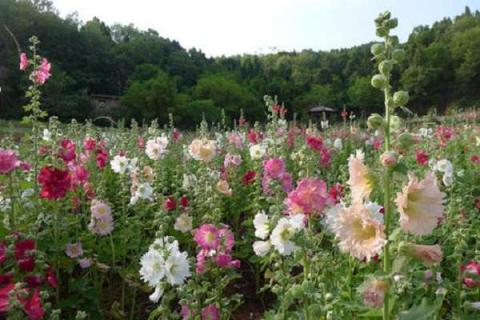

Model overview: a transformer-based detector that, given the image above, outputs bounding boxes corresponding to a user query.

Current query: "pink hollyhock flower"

[285,178,334,216]
[404,243,443,266]
[164,197,177,211]
[329,183,344,203]
[242,170,256,185]
[194,224,219,250]
[415,150,429,166]
[201,304,220,320]
[361,279,389,309]
[461,261,480,288]
[65,242,83,259]
[224,153,242,168]
[15,239,36,272]
[83,137,96,151]
[0,283,15,312]
[59,139,76,163]
[38,166,71,200]
[20,53,28,70]
[33,58,51,85]
[372,137,382,150]
[395,172,445,236]
[436,126,453,147]
[215,253,240,269]
[319,148,331,167]
[306,136,323,152]
[18,161,32,171]
[195,249,208,274]
[20,288,45,320]
[89,215,114,236]
[227,133,243,149]
[78,257,92,269]
[217,227,235,253]
[69,164,89,187]
[263,158,286,179]
[0,149,19,174]
[96,148,108,169]
[181,304,195,319]
[247,129,260,144]
[261,174,273,195]
[280,173,293,193]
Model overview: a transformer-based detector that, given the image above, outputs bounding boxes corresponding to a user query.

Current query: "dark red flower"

[164,197,177,211]
[95,149,108,169]
[471,155,480,165]
[415,150,429,166]
[180,196,189,208]
[242,170,256,185]
[15,239,36,272]
[172,129,182,142]
[38,166,71,200]
[306,136,323,152]
[58,139,76,163]
[0,273,13,286]
[25,276,43,288]
[83,137,96,152]
[329,183,344,203]
[247,129,259,144]
[0,283,14,312]
[45,267,57,289]
[0,243,6,265]
[20,288,45,320]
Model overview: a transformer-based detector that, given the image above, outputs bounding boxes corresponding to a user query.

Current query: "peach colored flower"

[188,139,216,162]
[395,172,445,236]
[216,180,232,196]
[348,150,372,204]
[330,203,385,261]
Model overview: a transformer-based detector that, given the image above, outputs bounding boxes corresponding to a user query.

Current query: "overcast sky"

[52,0,480,56]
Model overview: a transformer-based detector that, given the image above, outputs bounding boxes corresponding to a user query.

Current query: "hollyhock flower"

[89,215,114,236]
[306,136,323,152]
[217,227,235,253]
[216,180,232,196]
[224,153,242,168]
[372,137,382,150]
[247,129,260,144]
[395,172,445,236]
[242,170,256,185]
[360,279,389,309]
[319,148,331,167]
[461,261,480,288]
[78,258,92,269]
[380,151,397,167]
[194,224,219,250]
[18,161,32,171]
[280,173,293,193]
[215,253,240,269]
[402,243,443,266]
[58,139,76,163]
[65,242,83,259]
[436,126,453,147]
[188,139,217,162]
[174,213,193,233]
[329,203,386,261]
[253,211,270,240]
[172,129,182,142]
[0,283,14,312]
[263,158,286,179]
[33,58,51,85]
[0,273,14,286]
[130,182,154,205]
[149,286,164,303]
[146,136,169,160]
[227,133,243,149]
[329,183,344,204]
[96,148,108,169]
[0,149,19,174]
[0,243,6,264]
[83,137,96,151]
[195,250,208,274]
[180,196,188,208]
[201,304,220,320]
[415,150,429,166]
[91,200,112,220]
[348,150,372,204]
[15,239,36,272]
[25,275,43,287]
[164,251,191,285]
[249,144,266,160]
[164,197,177,211]
[38,166,71,200]
[20,52,28,70]
[285,178,333,216]
[110,155,135,174]
[253,240,271,256]
[270,215,305,255]
[139,249,165,287]
[69,164,89,187]
[45,267,57,288]
[471,155,480,165]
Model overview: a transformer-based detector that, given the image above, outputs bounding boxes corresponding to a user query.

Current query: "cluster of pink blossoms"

[0,149,30,174]
[262,157,293,195]
[19,53,51,85]
[306,136,331,166]
[285,178,335,216]
[193,224,240,274]
[180,303,219,320]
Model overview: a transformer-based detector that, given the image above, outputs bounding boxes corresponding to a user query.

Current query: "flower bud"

[371,74,386,89]
[392,49,406,62]
[385,18,398,29]
[390,115,402,132]
[371,43,384,56]
[367,113,384,130]
[376,27,388,37]
[399,242,443,266]
[378,60,393,75]
[393,91,409,107]
[380,151,397,167]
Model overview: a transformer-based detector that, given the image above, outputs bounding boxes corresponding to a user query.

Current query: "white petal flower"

[253,211,270,240]
[146,136,169,160]
[149,285,164,303]
[174,213,193,233]
[253,240,271,257]
[249,144,266,160]
[139,249,165,287]
[270,217,299,256]
[164,250,191,286]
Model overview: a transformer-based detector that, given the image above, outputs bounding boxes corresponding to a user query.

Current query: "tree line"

[0,0,479,127]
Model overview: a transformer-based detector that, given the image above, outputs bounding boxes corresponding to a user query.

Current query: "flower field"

[1,11,480,320]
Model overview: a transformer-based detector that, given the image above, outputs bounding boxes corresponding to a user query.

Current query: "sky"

[52,0,480,57]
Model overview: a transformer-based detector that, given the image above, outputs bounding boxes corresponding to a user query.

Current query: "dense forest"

[0,0,479,127]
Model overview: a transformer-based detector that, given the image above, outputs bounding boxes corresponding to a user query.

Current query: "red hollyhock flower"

[58,139,76,163]
[164,197,177,211]
[180,196,189,208]
[0,283,15,312]
[38,166,71,200]
[25,276,43,288]
[329,183,344,203]
[20,288,45,320]
[0,273,13,286]
[172,129,182,142]
[83,137,96,152]
[0,243,6,265]
[461,261,480,288]
[45,267,57,288]
[415,150,429,166]
[306,136,323,152]
[95,149,108,169]
[15,239,36,272]
[247,129,260,144]
[471,155,480,165]
[242,170,256,186]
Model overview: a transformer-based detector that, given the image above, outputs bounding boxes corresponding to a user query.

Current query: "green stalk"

[8,173,15,230]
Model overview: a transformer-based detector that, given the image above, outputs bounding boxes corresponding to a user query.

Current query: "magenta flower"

[19,53,28,70]
[194,224,220,250]
[263,158,286,179]
[201,304,220,320]
[33,58,51,85]
[0,149,19,174]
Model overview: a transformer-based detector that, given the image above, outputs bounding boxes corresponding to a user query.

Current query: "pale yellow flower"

[216,180,232,196]
[395,172,445,236]
[188,139,217,162]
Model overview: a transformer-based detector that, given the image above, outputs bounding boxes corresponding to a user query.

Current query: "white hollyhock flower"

[42,128,52,141]
[146,136,169,160]
[164,250,191,286]
[442,173,453,187]
[253,240,271,257]
[133,182,154,202]
[253,211,270,240]
[365,202,384,223]
[149,285,164,303]
[334,138,343,150]
[270,217,303,256]
[111,155,130,174]
[139,249,165,287]
[249,144,267,160]
[321,120,329,130]
[174,213,193,233]
[435,159,453,175]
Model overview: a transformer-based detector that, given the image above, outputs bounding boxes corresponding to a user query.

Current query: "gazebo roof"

[309,105,336,113]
